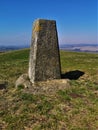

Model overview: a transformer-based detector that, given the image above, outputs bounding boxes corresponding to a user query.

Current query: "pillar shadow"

[61,70,85,80]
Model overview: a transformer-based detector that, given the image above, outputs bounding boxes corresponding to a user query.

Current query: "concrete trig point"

[29,19,61,83]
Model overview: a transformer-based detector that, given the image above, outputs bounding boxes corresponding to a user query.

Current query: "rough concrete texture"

[15,74,70,95]
[29,19,61,83]
[24,79,70,95]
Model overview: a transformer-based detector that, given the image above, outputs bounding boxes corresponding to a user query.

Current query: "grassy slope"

[0,49,98,130]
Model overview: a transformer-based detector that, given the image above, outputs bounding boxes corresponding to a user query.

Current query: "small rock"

[15,74,32,88]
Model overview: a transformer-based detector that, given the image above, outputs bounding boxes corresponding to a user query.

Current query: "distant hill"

[0,43,98,53]
[60,43,98,53]
[0,45,29,52]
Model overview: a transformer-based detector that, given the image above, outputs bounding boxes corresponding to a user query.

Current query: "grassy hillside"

[0,49,98,130]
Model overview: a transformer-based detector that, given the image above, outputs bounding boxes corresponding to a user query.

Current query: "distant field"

[60,44,98,53]
[0,49,98,129]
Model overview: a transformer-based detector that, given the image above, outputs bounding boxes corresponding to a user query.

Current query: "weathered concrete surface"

[15,74,70,95]
[23,79,70,95]
[29,19,61,83]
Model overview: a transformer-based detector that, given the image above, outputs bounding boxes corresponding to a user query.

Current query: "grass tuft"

[0,49,98,129]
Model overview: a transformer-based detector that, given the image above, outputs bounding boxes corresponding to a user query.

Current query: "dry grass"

[0,49,98,129]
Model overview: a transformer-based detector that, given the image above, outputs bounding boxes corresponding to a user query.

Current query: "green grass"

[0,49,98,129]
[0,49,29,85]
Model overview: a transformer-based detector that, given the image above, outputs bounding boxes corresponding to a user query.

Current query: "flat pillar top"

[32,19,57,34]
[34,19,56,23]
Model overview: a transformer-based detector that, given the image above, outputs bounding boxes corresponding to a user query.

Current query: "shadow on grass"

[0,82,8,90]
[61,70,85,80]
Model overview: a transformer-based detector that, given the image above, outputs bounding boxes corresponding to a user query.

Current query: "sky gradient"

[0,0,97,46]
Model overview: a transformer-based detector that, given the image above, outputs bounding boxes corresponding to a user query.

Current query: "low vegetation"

[0,49,98,130]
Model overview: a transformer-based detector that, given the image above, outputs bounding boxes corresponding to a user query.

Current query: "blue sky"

[0,0,97,46]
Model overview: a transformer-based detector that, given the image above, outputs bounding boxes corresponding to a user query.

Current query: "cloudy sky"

[0,0,97,46]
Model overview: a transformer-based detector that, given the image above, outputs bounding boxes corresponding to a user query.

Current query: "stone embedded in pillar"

[28,19,61,83]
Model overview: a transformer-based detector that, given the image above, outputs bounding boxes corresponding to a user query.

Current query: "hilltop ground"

[0,49,98,130]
